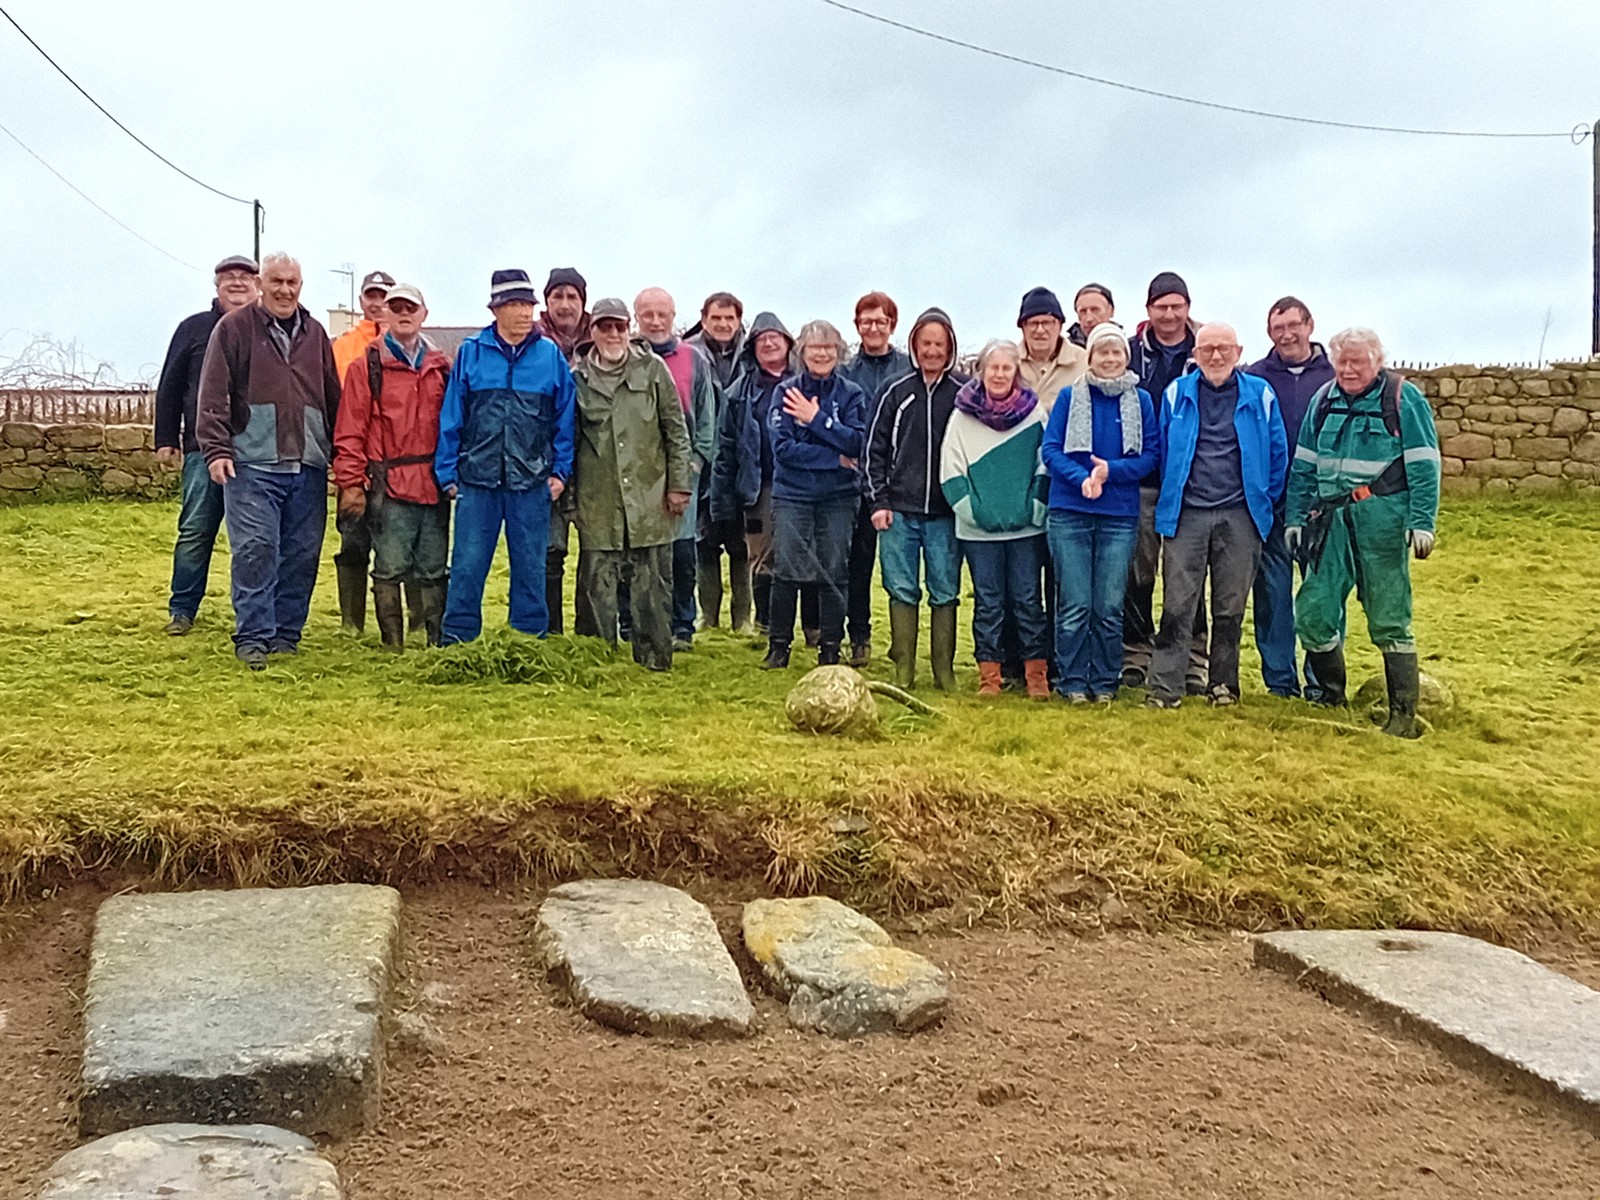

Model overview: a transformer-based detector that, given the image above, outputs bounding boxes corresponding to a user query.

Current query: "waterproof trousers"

[1295,492,1416,654]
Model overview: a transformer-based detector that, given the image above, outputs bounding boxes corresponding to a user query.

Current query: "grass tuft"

[415,630,629,687]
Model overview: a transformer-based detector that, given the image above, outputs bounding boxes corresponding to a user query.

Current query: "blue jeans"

[1253,511,1301,696]
[671,536,697,641]
[878,513,960,607]
[1048,511,1138,697]
[169,450,226,619]
[962,536,1048,662]
[223,464,328,652]
[441,484,553,644]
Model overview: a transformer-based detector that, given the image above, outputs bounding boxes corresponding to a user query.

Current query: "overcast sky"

[0,0,1595,381]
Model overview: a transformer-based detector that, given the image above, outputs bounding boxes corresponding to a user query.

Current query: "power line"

[817,0,1575,140]
[0,4,253,203]
[0,121,201,271]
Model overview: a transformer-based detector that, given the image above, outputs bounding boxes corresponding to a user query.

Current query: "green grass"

[1,496,1598,937]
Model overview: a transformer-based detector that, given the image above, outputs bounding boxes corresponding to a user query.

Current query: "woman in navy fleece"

[1041,323,1160,702]
[761,320,868,669]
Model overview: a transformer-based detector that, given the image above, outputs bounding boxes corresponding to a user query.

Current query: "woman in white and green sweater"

[939,340,1050,699]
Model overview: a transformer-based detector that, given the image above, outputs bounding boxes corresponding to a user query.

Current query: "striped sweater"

[938,407,1048,542]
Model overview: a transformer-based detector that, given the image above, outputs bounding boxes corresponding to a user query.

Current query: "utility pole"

[253,199,264,266]
[1592,119,1599,358]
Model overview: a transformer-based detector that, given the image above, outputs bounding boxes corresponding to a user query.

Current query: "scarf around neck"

[955,376,1038,431]
[1065,369,1142,456]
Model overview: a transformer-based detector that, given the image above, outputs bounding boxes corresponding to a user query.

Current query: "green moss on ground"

[1,497,1597,935]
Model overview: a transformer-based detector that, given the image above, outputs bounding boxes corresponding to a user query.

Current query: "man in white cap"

[153,253,260,635]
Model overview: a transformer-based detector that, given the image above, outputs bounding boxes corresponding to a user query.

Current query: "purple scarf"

[955,376,1039,431]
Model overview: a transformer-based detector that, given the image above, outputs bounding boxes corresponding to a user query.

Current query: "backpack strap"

[1308,380,1337,438]
[366,342,383,407]
[1380,371,1404,440]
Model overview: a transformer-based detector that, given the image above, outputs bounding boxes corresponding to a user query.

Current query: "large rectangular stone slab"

[1254,930,1600,1131]
[534,879,753,1038]
[81,884,401,1139]
[39,1123,341,1199]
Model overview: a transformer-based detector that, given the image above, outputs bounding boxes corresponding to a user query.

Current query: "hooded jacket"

[1246,343,1335,444]
[434,325,576,492]
[839,344,913,408]
[711,311,791,521]
[685,321,746,391]
[865,307,967,517]
[154,299,226,454]
[332,334,451,505]
[538,312,593,361]
[570,340,695,550]
[1128,319,1198,486]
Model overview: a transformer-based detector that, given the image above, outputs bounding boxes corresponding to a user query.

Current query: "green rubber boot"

[887,601,919,689]
[929,603,958,692]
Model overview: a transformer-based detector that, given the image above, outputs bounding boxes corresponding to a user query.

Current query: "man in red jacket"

[332,283,452,650]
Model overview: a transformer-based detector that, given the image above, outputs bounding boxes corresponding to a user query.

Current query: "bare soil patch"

[3,882,1599,1199]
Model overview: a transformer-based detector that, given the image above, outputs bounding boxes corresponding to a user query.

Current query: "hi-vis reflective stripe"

[1294,444,1319,463]
[1329,457,1394,476]
[1403,446,1442,465]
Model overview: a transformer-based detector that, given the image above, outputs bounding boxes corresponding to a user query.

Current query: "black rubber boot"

[888,601,919,688]
[817,642,841,667]
[544,572,565,635]
[336,559,367,634]
[405,578,427,633]
[373,581,405,652]
[1381,651,1423,739]
[1304,647,1347,706]
[753,574,772,633]
[418,582,447,647]
[761,639,791,670]
[929,603,958,692]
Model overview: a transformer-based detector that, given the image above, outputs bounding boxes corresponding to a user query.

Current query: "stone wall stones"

[0,422,177,501]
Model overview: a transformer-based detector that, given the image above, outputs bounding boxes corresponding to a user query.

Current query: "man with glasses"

[1145,322,1287,709]
[1015,287,1087,415]
[1246,297,1335,697]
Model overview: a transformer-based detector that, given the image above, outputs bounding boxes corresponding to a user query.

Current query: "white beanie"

[1085,321,1129,356]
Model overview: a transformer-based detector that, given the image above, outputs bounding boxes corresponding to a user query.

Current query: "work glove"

[337,487,367,522]
[1407,529,1435,560]
[1284,526,1303,555]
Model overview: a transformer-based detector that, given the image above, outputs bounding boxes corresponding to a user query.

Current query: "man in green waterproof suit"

[1285,327,1441,738]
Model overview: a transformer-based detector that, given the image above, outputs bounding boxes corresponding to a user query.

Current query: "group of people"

[153,256,1440,735]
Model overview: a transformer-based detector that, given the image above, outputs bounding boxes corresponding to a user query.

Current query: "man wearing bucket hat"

[434,269,577,643]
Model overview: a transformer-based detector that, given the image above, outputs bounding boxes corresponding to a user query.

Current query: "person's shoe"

[802,627,822,650]
[1023,659,1051,701]
[374,581,405,652]
[1144,694,1181,710]
[1208,684,1239,707]
[929,603,958,692]
[760,640,791,670]
[1268,688,1299,700]
[673,636,694,653]
[977,661,1003,697]
[1094,691,1116,705]
[163,614,194,636]
[1120,664,1147,689]
[817,642,842,666]
[1184,675,1207,696]
[236,645,269,671]
[267,640,298,656]
[1381,651,1423,739]
[887,602,919,689]
[848,640,872,669]
[1064,691,1091,705]
[1304,647,1348,706]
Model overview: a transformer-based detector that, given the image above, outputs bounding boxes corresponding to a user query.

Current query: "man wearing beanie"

[1124,270,1206,693]
[435,268,577,643]
[1016,286,1087,415]
[537,266,591,634]
[1067,284,1115,348]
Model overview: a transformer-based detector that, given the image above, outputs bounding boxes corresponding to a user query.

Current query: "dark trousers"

[441,483,552,643]
[697,516,750,624]
[768,495,855,646]
[369,492,450,584]
[962,535,1048,662]
[845,497,876,646]
[671,537,697,641]
[1125,483,1209,682]
[222,464,327,652]
[1253,508,1301,696]
[581,539,674,670]
[168,450,226,620]
[1149,505,1262,703]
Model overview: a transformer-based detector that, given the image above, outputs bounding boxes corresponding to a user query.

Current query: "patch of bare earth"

[3,883,1598,1199]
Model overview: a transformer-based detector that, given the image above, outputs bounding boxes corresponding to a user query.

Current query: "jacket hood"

[735,311,795,375]
[908,306,957,375]
[1134,317,1199,350]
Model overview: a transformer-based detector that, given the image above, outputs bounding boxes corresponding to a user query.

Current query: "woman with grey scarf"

[1040,323,1162,702]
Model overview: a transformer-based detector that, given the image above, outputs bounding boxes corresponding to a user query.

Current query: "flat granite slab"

[534,879,753,1038]
[1254,930,1600,1132]
[81,885,401,1139]
[39,1123,341,1199]
[743,896,950,1036]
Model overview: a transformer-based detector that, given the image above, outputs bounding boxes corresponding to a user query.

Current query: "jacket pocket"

[236,404,278,463]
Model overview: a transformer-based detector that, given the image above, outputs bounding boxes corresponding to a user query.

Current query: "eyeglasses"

[857,318,891,330]
[1150,302,1188,314]
[1194,345,1239,358]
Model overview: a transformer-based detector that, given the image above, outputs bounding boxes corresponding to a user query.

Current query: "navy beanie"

[544,267,587,304]
[488,269,538,308]
[1146,271,1189,306]
[1017,286,1066,327]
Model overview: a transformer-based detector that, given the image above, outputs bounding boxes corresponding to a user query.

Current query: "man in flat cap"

[153,253,260,635]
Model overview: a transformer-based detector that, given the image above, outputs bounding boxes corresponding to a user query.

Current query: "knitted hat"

[1085,321,1130,356]
[545,267,587,303]
[1146,271,1189,306]
[1016,286,1065,327]
[488,269,538,308]
[1074,282,1113,307]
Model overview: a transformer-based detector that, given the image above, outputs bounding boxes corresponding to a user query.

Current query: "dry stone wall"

[1409,362,1600,496]
[0,422,177,501]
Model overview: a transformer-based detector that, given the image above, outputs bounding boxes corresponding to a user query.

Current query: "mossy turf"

[1,498,1597,936]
